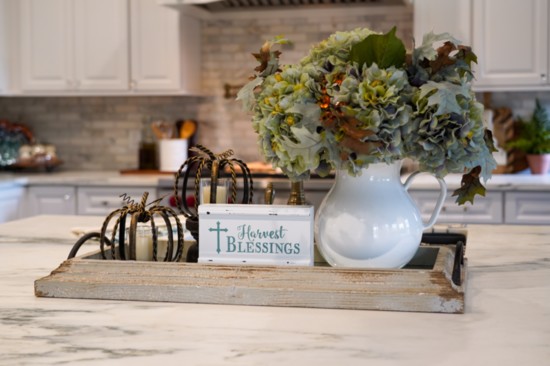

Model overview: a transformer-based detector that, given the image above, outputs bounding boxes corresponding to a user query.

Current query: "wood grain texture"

[35,246,466,313]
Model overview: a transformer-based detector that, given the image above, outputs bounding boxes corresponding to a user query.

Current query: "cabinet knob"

[541,73,547,82]
[63,194,71,201]
[130,80,137,90]
[101,201,109,207]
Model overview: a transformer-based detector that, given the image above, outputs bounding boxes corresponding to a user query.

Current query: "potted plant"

[508,100,550,174]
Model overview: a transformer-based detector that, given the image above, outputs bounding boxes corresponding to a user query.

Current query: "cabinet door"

[73,0,129,91]
[0,186,24,223]
[409,190,503,224]
[26,186,77,216]
[413,0,471,46]
[0,0,15,94]
[77,187,158,216]
[472,0,548,88]
[505,191,550,225]
[130,0,180,91]
[19,0,73,91]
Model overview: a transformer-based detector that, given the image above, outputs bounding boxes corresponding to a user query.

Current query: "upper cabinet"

[472,0,548,90]
[0,0,16,93]
[131,0,180,91]
[413,0,471,46]
[20,0,129,92]
[130,0,200,93]
[5,0,201,96]
[414,0,550,92]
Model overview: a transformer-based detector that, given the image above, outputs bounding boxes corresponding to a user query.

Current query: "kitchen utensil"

[179,119,197,139]
[151,120,175,139]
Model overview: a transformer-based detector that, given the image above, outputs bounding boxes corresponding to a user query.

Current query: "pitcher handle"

[403,172,447,230]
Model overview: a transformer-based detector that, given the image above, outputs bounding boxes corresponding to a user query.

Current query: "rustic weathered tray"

[35,240,467,314]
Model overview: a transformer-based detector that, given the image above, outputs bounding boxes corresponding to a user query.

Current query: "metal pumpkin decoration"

[67,192,184,262]
[174,144,254,261]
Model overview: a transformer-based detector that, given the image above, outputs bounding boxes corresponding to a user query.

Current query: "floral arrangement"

[238,27,497,204]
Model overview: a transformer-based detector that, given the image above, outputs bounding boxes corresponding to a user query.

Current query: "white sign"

[198,204,314,266]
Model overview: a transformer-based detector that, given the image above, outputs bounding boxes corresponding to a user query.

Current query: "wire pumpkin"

[68,192,184,262]
[174,144,254,258]
[99,192,184,261]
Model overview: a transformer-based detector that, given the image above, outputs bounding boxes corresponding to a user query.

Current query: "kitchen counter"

[0,171,171,188]
[1,170,549,191]
[0,215,549,365]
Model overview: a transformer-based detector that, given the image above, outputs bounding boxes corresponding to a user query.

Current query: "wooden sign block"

[198,204,314,266]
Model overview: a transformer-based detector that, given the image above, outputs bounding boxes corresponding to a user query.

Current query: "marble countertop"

[0,215,549,365]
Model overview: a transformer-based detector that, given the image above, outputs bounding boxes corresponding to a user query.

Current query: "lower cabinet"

[5,181,549,225]
[26,185,77,216]
[77,186,158,215]
[504,191,550,225]
[409,190,504,224]
[0,185,25,223]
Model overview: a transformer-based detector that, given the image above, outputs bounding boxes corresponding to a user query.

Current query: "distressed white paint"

[198,204,314,266]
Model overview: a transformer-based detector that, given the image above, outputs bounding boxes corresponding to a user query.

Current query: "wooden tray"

[35,243,466,314]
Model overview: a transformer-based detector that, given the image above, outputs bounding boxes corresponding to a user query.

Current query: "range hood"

[168,0,406,13]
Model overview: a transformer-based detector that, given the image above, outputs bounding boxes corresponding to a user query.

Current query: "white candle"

[135,225,153,261]
[156,238,179,261]
[200,178,229,204]
[202,185,228,204]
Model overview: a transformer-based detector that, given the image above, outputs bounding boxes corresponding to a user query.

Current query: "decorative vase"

[527,154,550,174]
[315,161,447,269]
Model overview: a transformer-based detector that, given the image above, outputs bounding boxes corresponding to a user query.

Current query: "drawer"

[504,191,550,225]
[77,187,158,216]
[409,190,504,224]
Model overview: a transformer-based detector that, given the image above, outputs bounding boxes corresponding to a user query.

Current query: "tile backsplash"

[0,96,201,171]
[0,6,549,171]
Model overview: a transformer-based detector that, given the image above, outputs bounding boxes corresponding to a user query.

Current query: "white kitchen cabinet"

[504,191,550,225]
[129,0,201,94]
[409,190,504,224]
[413,0,471,46]
[130,0,181,91]
[26,186,77,216]
[472,0,549,90]
[0,0,16,94]
[77,187,158,216]
[19,0,129,92]
[414,0,550,91]
[0,185,25,223]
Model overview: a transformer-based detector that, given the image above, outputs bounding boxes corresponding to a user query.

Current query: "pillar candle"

[135,225,153,261]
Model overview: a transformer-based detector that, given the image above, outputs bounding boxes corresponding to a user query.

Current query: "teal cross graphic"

[209,221,228,254]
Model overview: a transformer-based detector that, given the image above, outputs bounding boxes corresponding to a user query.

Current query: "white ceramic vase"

[315,161,447,269]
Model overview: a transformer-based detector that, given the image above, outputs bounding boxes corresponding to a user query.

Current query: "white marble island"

[0,215,549,365]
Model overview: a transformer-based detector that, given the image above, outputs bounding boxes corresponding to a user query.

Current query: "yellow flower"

[370,80,383,87]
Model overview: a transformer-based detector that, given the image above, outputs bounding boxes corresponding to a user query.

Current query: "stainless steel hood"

[176,0,406,13]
